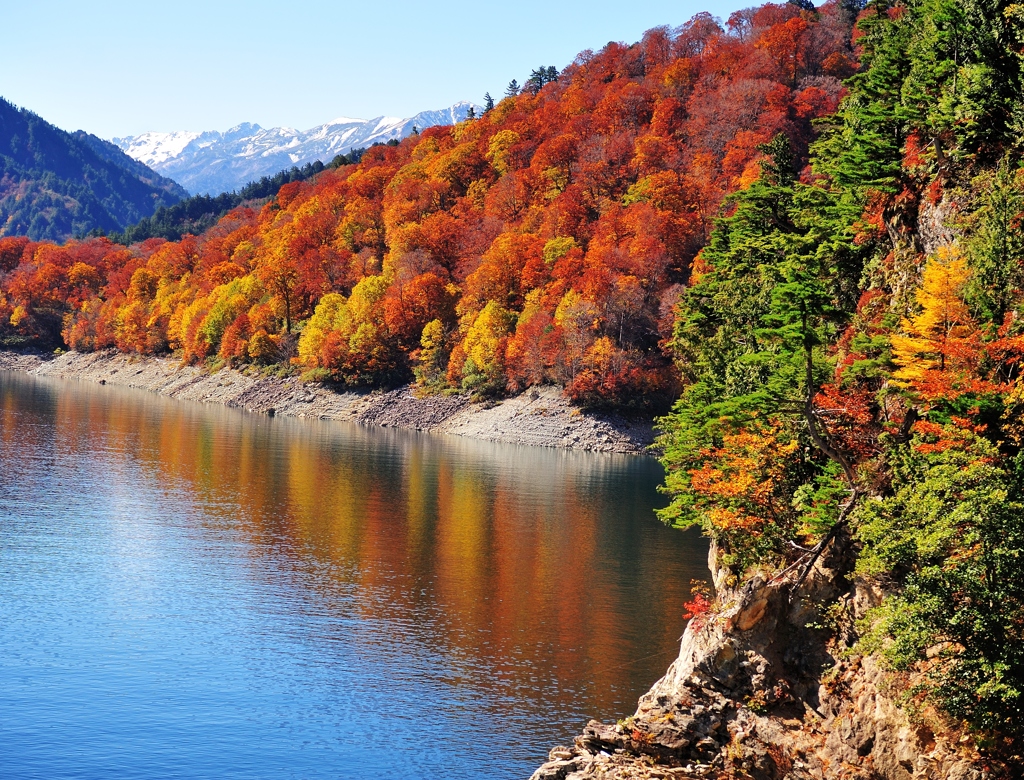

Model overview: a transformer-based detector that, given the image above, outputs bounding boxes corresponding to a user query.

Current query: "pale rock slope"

[530,537,999,779]
[0,351,653,455]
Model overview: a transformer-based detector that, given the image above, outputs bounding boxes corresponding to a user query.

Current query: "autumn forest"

[3,0,1024,761]
[0,2,856,411]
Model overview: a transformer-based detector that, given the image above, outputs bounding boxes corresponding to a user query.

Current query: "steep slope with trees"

[0,3,855,408]
[533,0,1024,776]
[0,98,187,241]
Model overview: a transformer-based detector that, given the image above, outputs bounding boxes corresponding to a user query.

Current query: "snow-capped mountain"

[119,130,202,167]
[113,102,479,196]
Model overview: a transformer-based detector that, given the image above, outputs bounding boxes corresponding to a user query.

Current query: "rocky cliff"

[530,535,1004,779]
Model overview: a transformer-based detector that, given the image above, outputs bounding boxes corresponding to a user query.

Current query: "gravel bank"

[0,350,656,454]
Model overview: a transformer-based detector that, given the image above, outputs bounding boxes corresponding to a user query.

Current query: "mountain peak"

[323,116,366,126]
[114,102,480,195]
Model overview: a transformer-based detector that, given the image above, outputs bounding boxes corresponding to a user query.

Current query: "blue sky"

[2,0,749,139]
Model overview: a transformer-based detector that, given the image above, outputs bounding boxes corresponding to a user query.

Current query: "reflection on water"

[0,372,709,780]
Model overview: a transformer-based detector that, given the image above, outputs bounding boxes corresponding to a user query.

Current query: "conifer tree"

[525,66,559,95]
[965,158,1024,325]
[660,136,867,558]
[812,0,913,191]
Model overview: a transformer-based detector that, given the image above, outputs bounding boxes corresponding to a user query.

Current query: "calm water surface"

[0,372,708,779]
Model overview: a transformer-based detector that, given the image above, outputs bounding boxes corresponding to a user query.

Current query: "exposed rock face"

[917,198,958,258]
[531,540,1005,779]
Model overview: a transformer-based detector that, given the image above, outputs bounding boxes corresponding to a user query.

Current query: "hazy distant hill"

[113,102,479,195]
[0,97,187,241]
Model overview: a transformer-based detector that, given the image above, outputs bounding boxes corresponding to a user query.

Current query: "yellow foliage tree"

[891,247,985,400]
[297,293,346,367]
[294,275,400,384]
[414,318,449,388]
[554,289,598,382]
[460,301,515,393]
[485,130,520,176]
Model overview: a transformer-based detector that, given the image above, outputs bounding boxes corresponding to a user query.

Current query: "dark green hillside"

[109,149,365,244]
[71,130,186,202]
[0,98,186,241]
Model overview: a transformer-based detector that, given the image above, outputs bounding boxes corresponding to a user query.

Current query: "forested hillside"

[107,158,360,245]
[0,99,187,241]
[0,2,855,409]
[656,0,1024,765]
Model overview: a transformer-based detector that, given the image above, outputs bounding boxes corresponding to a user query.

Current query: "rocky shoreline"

[0,350,655,455]
[529,538,997,780]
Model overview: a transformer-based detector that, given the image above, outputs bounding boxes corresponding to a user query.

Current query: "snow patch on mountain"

[119,130,202,166]
[112,102,479,196]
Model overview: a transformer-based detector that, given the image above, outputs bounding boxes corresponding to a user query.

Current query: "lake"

[0,371,708,780]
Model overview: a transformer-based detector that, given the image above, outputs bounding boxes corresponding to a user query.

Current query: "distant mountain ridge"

[71,131,188,201]
[0,97,187,241]
[114,102,480,196]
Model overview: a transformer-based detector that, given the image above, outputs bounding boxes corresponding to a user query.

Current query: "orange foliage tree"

[891,247,994,402]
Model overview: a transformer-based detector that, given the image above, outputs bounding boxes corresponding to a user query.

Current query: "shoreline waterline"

[0,349,656,455]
